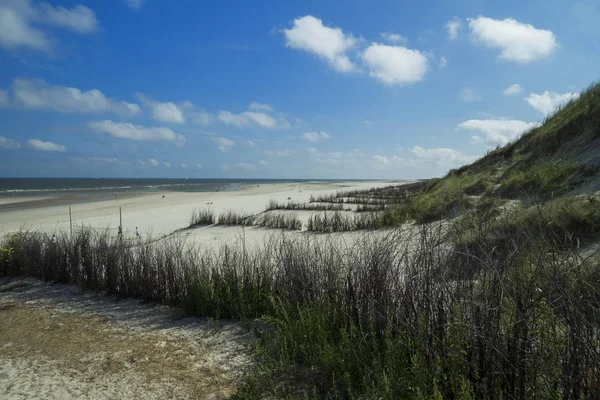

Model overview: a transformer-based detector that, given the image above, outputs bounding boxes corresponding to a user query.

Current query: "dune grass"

[2,214,599,399]
[189,209,216,226]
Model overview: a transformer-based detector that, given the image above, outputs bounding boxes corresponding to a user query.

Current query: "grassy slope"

[454,82,600,198]
[385,82,600,228]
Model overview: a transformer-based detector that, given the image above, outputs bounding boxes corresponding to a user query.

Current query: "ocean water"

[0,178,349,196]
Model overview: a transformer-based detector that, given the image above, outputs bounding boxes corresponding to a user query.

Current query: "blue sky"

[0,0,598,179]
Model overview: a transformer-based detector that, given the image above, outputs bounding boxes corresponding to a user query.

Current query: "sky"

[0,0,599,179]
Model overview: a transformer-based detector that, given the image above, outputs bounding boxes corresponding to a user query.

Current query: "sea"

[0,178,364,197]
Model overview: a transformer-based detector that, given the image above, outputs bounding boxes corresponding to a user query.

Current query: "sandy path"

[0,278,253,400]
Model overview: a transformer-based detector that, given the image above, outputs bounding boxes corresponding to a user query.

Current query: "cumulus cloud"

[439,56,448,68]
[28,138,66,152]
[149,158,159,167]
[446,18,461,40]
[0,1,98,52]
[283,15,357,72]
[213,137,235,152]
[190,110,214,126]
[89,120,186,145]
[525,91,579,115]
[137,93,185,123]
[3,78,140,116]
[381,32,408,45]
[457,119,539,146]
[195,163,202,169]
[163,162,171,168]
[218,110,250,128]
[249,102,272,111]
[219,105,289,129]
[361,43,429,85]
[243,111,277,128]
[503,84,523,95]
[180,163,187,168]
[39,3,97,34]
[0,135,21,149]
[468,16,557,63]
[411,146,477,166]
[301,131,330,142]
[259,160,270,165]
[245,140,256,147]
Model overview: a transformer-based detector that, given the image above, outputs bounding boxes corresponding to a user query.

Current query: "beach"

[0,180,400,248]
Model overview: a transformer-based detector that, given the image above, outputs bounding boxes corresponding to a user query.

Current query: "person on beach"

[135,227,140,239]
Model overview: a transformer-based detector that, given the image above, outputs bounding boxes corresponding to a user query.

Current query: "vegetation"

[306,211,382,232]
[266,199,349,212]
[189,208,215,226]
[2,217,599,399]
[256,212,302,230]
[216,210,256,226]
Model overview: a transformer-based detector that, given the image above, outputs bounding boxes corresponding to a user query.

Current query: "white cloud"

[219,106,289,129]
[283,15,356,72]
[264,149,295,157]
[190,110,214,126]
[5,78,140,116]
[259,160,270,165]
[39,3,97,34]
[0,136,21,149]
[412,146,477,166]
[439,56,448,68]
[468,16,557,63]
[301,131,330,142]
[0,1,98,52]
[218,110,250,128]
[363,120,374,125]
[525,91,579,115]
[243,111,277,128]
[361,43,429,86]
[195,163,202,170]
[28,138,66,152]
[137,94,185,123]
[457,119,539,146]
[124,0,144,10]
[459,87,481,102]
[213,137,235,152]
[180,163,187,168]
[89,120,186,145]
[249,102,272,111]
[503,84,523,95]
[245,140,256,147]
[163,162,171,168]
[381,32,408,45]
[446,18,461,40]
[149,158,159,167]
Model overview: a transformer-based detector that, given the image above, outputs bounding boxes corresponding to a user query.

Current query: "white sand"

[0,181,400,248]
